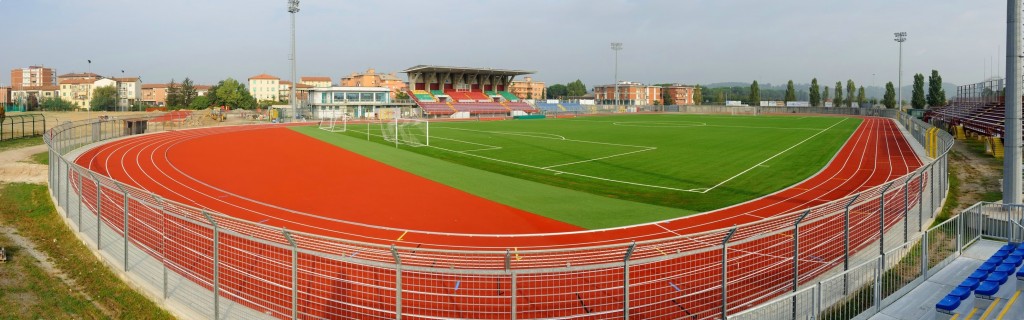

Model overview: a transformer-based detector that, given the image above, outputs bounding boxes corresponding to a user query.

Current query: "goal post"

[730,106,758,116]
[318,111,347,132]
[380,117,429,147]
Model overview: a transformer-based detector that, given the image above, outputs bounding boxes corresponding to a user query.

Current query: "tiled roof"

[142,84,168,89]
[59,78,96,85]
[301,76,332,82]
[249,73,280,80]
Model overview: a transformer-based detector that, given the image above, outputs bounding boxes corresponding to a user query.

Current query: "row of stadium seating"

[416,101,536,115]
[412,90,436,102]
[535,102,585,112]
[445,90,492,103]
[925,101,1011,137]
[935,243,1023,318]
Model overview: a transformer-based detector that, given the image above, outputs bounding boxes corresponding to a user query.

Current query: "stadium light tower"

[611,42,623,108]
[894,32,906,110]
[1004,0,1022,205]
[288,0,299,122]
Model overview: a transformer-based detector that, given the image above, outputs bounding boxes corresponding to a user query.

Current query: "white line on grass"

[699,117,850,194]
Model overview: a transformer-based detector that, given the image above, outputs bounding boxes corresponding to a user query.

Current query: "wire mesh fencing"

[0,113,46,141]
[41,109,974,319]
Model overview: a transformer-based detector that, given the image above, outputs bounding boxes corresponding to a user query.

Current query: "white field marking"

[434,126,568,140]
[699,117,850,194]
[568,118,828,131]
[655,223,683,237]
[542,147,656,169]
[702,124,824,131]
[610,121,707,128]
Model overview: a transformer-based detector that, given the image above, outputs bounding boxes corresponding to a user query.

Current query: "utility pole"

[611,42,622,109]
[288,0,300,122]
[1004,0,1022,204]
[894,32,906,110]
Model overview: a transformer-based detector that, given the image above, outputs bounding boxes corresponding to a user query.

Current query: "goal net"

[381,118,429,147]
[318,112,347,132]
[730,106,758,116]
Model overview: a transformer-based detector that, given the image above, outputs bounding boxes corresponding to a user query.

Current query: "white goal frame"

[381,117,429,147]
[318,112,347,132]
[730,106,758,116]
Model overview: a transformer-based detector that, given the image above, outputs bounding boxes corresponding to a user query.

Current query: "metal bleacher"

[925,101,1011,137]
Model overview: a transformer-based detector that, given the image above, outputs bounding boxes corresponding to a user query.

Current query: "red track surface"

[73,116,925,318]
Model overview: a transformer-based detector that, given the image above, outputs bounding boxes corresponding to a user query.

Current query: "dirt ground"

[948,138,1003,213]
[0,144,47,184]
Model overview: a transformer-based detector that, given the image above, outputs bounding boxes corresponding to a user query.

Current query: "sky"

[0,0,1011,90]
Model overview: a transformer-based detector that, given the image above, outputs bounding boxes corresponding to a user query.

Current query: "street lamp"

[611,42,622,108]
[288,0,300,122]
[894,32,906,110]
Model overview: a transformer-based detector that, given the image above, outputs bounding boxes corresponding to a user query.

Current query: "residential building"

[249,74,280,101]
[662,84,697,105]
[141,84,168,106]
[196,85,212,96]
[594,81,663,105]
[11,85,60,107]
[279,81,311,102]
[508,76,546,100]
[114,77,142,108]
[59,78,97,110]
[300,76,332,88]
[10,66,55,90]
[57,72,101,82]
[339,68,408,98]
[0,87,10,105]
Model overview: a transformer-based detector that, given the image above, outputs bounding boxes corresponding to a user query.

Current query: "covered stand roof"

[403,65,534,77]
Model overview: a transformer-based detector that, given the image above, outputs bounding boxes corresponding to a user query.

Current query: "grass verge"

[30,151,48,165]
[0,137,42,152]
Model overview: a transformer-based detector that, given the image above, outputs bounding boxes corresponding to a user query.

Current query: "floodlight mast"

[1005,0,1022,204]
[894,32,906,111]
[611,42,623,109]
[288,0,299,122]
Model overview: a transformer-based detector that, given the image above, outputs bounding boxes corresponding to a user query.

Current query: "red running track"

[71,116,925,319]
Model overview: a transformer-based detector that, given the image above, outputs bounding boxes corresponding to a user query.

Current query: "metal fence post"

[879,182,894,254]
[283,229,299,320]
[118,183,129,271]
[623,241,635,318]
[391,245,403,319]
[844,194,859,294]
[874,255,883,311]
[155,196,168,300]
[721,227,738,319]
[904,173,915,244]
[90,173,102,250]
[921,232,929,276]
[957,214,963,255]
[77,169,83,231]
[930,164,937,217]
[201,211,219,320]
[918,172,925,232]
[793,210,810,319]
[511,272,517,320]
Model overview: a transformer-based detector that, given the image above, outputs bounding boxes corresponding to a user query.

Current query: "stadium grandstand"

[403,65,538,118]
[925,78,1007,137]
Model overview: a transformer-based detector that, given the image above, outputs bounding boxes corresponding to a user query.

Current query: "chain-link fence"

[1,113,46,141]
[44,109,955,319]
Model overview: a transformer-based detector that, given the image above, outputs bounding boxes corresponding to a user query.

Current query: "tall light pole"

[894,32,906,110]
[1004,0,1021,205]
[611,42,622,109]
[288,0,299,122]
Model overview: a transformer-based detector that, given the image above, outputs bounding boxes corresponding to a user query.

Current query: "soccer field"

[303,114,861,226]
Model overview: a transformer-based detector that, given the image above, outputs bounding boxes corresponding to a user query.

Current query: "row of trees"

[164,77,259,110]
[724,70,947,109]
[546,80,587,99]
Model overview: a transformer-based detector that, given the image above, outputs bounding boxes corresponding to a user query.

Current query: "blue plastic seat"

[960,277,981,290]
[950,286,972,300]
[977,281,1000,296]
[993,251,1010,261]
[987,256,1006,265]
[979,262,998,273]
[937,294,961,312]
[1017,266,1024,278]
[1005,255,1023,267]
[996,264,1016,274]
[986,271,1009,285]
[969,270,990,280]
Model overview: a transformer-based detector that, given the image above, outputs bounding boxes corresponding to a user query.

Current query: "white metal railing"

[43,108,955,319]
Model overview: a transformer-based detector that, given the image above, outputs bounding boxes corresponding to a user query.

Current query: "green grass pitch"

[295,114,861,229]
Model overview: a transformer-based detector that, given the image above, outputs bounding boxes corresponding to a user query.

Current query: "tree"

[547,84,568,99]
[40,97,76,111]
[166,79,183,108]
[809,78,821,107]
[883,82,896,109]
[693,85,702,105]
[189,95,211,110]
[749,80,760,105]
[846,80,856,107]
[210,78,257,109]
[911,73,926,109]
[395,91,410,100]
[823,86,830,106]
[180,77,198,107]
[785,80,796,102]
[26,94,39,111]
[566,80,587,97]
[834,82,843,108]
[662,89,675,105]
[857,86,866,105]
[927,70,946,107]
[90,85,117,111]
